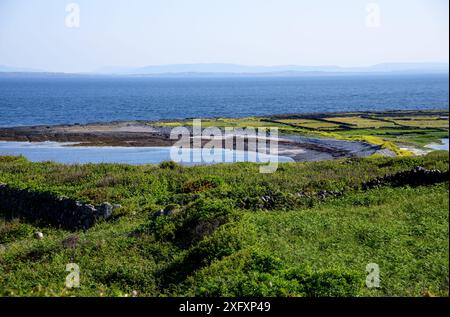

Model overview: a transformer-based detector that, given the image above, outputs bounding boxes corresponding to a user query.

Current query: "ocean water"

[0,74,448,127]
[0,141,294,165]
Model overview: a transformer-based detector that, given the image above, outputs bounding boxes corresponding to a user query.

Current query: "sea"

[0,74,448,127]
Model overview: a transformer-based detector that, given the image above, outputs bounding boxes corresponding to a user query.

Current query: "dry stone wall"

[0,183,113,230]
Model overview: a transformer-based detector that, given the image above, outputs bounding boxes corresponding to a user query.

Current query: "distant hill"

[95,64,342,74]
[0,65,44,73]
[0,63,448,76]
[94,63,449,76]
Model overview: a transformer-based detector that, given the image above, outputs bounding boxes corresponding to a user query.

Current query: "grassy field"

[0,152,448,297]
[156,110,449,151]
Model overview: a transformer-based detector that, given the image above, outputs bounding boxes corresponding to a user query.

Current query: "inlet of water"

[0,141,294,165]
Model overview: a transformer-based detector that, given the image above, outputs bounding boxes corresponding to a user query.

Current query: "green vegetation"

[154,110,449,154]
[325,116,397,128]
[156,117,286,129]
[0,152,448,297]
[273,118,342,130]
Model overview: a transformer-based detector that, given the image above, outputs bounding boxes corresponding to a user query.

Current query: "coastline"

[0,109,447,163]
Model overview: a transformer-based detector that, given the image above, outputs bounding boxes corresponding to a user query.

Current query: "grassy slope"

[0,152,448,297]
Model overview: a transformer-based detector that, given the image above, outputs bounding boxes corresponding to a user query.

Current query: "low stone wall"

[362,166,449,190]
[0,183,113,230]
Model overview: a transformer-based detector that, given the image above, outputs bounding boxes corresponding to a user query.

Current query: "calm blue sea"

[0,74,448,127]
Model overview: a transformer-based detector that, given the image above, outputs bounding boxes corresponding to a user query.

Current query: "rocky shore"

[0,121,389,162]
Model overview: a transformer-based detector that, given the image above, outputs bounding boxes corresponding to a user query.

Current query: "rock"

[163,204,180,216]
[34,231,44,239]
[62,235,79,249]
[131,290,138,297]
[362,166,449,190]
[0,183,116,230]
[96,202,113,219]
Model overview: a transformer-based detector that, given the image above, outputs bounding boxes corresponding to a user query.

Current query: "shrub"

[246,250,283,273]
[146,197,237,247]
[176,198,237,245]
[159,223,243,288]
[95,175,129,187]
[0,155,28,163]
[234,272,300,297]
[285,267,364,297]
[186,196,234,220]
[181,176,224,193]
[159,161,180,170]
[143,210,173,241]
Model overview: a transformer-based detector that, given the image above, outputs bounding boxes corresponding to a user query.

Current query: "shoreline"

[0,124,383,164]
[0,109,448,163]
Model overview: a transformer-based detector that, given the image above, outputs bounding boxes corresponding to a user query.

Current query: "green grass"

[274,119,342,130]
[156,117,289,129]
[335,128,449,147]
[154,111,449,153]
[392,119,449,129]
[324,116,397,128]
[0,152,448,297]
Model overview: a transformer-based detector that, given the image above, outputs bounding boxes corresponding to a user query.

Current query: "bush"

[146,197,238,247]
[148,215,178,241]
[159,161,180,170]
[181,176,224,193]
[285,267,364,297]
[96,175,129,187]
[246,250,283,273]
[159,224,243,288]
[187,196,233,220]
[234,272,300,297]
[178,198,237,245]
[185,250,364,297]
[0,155,28,163]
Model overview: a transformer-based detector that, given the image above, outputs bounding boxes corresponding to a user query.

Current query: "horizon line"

[0,61,449,75]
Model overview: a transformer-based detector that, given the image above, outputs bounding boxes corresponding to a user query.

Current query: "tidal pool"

[0,141,294,165]
[426,138,449,151]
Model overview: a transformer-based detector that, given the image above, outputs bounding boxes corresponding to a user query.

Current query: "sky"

[0,0,448,73]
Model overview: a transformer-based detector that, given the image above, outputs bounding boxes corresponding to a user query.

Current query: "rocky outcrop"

[0,183,114,230]
[362,166,449,190]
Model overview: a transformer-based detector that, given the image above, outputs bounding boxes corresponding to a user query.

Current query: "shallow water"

[426,138,449,151]
[0,141,294,165]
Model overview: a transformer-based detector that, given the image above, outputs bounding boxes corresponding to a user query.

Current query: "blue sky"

[0,0,448,72]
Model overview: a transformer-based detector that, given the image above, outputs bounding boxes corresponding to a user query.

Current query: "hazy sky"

[0,0,448,72]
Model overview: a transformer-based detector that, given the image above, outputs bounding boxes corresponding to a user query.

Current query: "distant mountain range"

[95,63,449,75]
[0,63,448,76]
[0,65,44,73]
